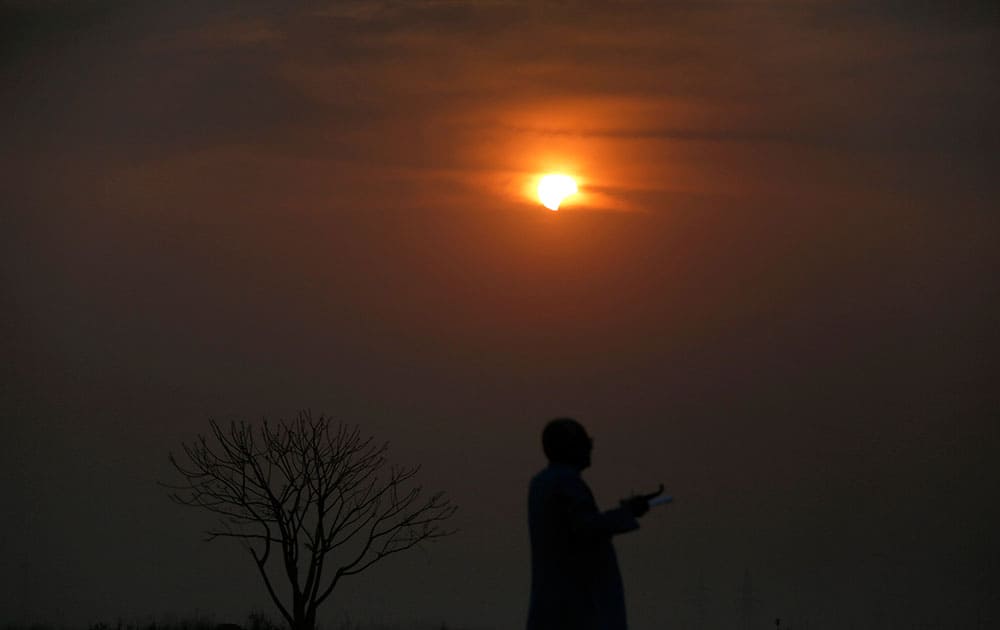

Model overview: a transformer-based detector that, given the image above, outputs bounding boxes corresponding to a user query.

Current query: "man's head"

[542,418,593,470]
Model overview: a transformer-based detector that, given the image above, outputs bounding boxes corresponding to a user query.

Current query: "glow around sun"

[538,174,578,211]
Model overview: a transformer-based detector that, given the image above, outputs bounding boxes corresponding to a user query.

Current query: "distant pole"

[872,552,890,630]
[688,571,710,630]
[19,561,29,625]
[740,568,760,630]
[741,569,750,630]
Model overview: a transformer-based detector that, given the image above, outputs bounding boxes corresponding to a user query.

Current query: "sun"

[537,174,578,211]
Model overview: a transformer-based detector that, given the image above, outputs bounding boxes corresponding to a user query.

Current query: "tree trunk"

[291,608,316,630]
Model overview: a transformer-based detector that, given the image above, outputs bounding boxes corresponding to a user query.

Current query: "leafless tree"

[164,412,457,630]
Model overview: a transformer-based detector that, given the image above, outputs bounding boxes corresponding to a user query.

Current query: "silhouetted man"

[527,418,651,630]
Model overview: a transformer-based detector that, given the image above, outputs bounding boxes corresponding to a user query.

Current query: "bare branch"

[165,411,456,630]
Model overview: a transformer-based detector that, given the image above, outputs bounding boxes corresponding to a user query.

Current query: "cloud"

[3,0,996,212]
[151,19,285,51]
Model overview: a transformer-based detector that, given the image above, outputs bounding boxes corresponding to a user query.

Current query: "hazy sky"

[2,2,998,629]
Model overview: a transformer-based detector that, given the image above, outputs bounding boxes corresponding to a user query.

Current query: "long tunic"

[527,464,639,630]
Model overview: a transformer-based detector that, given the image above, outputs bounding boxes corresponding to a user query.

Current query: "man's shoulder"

[531,464,584,489]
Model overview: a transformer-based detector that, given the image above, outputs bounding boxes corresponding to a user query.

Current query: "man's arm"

[561,475,639,544]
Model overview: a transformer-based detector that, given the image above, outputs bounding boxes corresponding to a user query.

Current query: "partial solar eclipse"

[538,174,578,211]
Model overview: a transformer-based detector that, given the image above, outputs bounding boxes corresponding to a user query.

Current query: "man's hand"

[621,484,664,518]
[623,495,650,518]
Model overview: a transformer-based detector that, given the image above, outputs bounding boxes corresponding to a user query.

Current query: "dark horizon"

[2,1,998,629]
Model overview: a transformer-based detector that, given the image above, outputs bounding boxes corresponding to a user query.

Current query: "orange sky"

[2,2,998,629]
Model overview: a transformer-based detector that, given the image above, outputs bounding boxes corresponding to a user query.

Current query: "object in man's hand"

[622,483,668,517]
[649,494,673,507]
